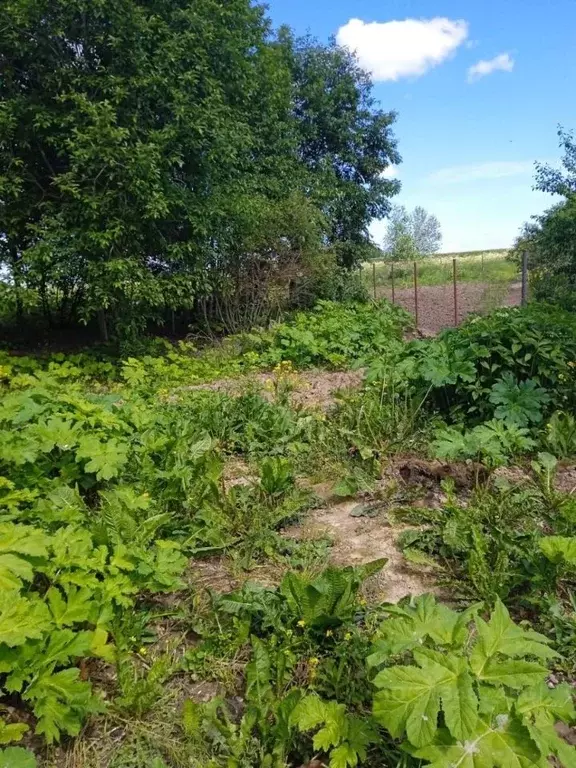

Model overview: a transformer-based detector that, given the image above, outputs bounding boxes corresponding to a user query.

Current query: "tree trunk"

[97,309,109,343]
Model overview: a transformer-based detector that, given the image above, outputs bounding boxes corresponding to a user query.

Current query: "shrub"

[248,300,411,369]
[403,303,576,424]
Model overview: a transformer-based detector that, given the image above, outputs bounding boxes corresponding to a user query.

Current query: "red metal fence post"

[413,261,419,329]
[453,258,458,325]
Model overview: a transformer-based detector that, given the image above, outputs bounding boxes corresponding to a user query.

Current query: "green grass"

[363,249,518,290]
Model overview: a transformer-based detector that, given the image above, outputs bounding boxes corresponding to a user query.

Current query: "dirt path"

[283,499,437,603]
[185,368,364,409]
[379,280,522,335]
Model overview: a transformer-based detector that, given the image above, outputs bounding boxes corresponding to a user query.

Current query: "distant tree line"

[0,0,401,342]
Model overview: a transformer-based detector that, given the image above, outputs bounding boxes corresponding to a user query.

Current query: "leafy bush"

[370,595,576,767]
[244,300,411,369]
[432,420,535,466]
[186,561,387,767]
[403,303,576,425]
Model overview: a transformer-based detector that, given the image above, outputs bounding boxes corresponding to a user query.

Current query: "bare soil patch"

[283,500,436,603]
[379,280,521,335]
[186,368,364,409]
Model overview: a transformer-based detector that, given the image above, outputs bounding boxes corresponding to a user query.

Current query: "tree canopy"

[0,0,400,340]
[382,205,442,260]
[515,127,576,308]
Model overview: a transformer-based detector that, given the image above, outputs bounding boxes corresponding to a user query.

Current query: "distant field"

[434,248,509,260]
[363,248,518,290]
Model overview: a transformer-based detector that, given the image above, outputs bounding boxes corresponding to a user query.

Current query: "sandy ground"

[185,368,365,410]
[282,499,437,603]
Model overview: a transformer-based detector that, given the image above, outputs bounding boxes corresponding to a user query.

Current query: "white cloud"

[467,53,514,82]
[336,17,469,82]
[428,161,533,184]
[380,165,398,178]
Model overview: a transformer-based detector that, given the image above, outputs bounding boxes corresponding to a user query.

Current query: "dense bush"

[0,0,400,340]
[515,127,576,308]
[402,303,576,425]
[245,300,411,369]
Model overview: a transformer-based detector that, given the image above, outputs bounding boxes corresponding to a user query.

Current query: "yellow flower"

[325,629,333,637]
[297,619,306,628]
[309,657,319,666]
[139,647,147,656]
[344,632,352,641]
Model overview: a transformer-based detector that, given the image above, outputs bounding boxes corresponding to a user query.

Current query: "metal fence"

[362,253,528,333]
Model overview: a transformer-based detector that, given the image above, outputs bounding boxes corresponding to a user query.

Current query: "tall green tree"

[515,127,576,307]
[283,31,401,268]
[0,3,401,338]
[0,0,300,336]
[383,205,442,259]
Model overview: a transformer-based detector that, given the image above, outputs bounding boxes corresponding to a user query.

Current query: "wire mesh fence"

[361,251,525,335]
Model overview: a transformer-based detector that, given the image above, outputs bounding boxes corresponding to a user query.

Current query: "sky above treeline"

[266,0,576,252]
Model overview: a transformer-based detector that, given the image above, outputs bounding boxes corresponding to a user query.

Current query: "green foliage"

[432,420,536,466]
[280,560,386,631]
[396,483,551,603]
[544,411,576,458]
[0,748,36,768]
[370,596,575,768]
[516,127,576,309]
[246,300,410,369]
[185,562,388,767]
[489,373,550,427]
[291,695,377,767]
[0,0,400,338]
[403,303,576,425]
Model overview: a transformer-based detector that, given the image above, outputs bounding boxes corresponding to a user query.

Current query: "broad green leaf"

[90,628,115,663]
[76,437,129,481]
[369,594,475,663]
[476,659,549,689]
[0,523,49,558]
[0,718,28,745]
[540,536,576,565]
[330,743,360,768]
[411,718,546,768]
[0,523,49,590]
[0,747,37,768]
[26,667,104,744]
[291,695,331,732]
[0,592,51,647]
[32,418,79,453]
[46,586,95,627]
[517,681,575,723]
[415,649,478,741]
[518,683,576,768]
[471,600,556,677]
[373,663,447,746]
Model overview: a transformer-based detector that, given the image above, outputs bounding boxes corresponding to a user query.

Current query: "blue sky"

[266,0,576,251]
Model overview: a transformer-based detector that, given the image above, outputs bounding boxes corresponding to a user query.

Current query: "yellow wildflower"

[297,619,306,628]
